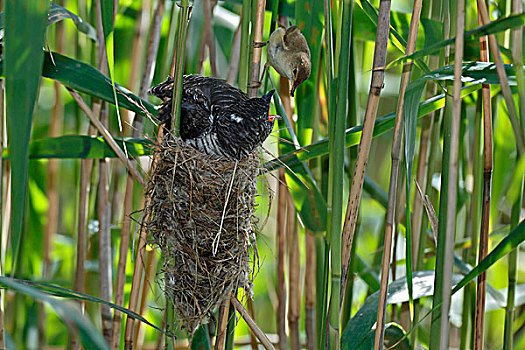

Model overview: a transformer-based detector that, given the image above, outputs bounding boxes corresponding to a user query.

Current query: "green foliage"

[4,0,50,273]
[1,0,524,348]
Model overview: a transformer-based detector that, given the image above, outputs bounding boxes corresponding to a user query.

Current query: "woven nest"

[145,135,260,334]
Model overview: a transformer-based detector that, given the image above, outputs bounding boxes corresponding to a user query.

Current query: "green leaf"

[47,2,97,41]
[264,83,481,172]
[294,0,324,145]
[0,2,97,41]
[452,220,525,295]
[8,278,164,333]
[100,0,114,40]
[4,0,50,273]
[39,51,157,116]
[191,325,212,349]
[341,271,463,350]
[2,136,154,160]
[390,13,525,66]
[0,277,110,349]
[274,93,328,232]
[355,323,411,350]
[413,61,519,86]
[357,0,430,73]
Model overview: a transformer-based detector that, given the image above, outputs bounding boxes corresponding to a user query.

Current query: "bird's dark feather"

[150,75,275,160]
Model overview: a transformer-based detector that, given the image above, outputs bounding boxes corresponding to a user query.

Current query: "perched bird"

[253,25,311,96]
[150,75,278,160]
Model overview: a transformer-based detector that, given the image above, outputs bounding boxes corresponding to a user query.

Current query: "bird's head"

[290,53,311,97]
[261,89,280,124]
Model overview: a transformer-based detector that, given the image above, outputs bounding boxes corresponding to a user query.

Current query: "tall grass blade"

[389,13,525,66]
[4,0,50,273]
[265,83,481,171]
[0,277,110,349]
[273,92,328,232]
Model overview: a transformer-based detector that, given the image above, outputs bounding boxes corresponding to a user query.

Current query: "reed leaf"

[0,277,110,349]
[274,93,328,232]
[4,0,50,273]
[390,13,525,67]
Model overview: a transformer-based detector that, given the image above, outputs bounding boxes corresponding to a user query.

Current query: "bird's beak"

[268,114,282,122]
[263,89,276,101]
[290,80,298,97]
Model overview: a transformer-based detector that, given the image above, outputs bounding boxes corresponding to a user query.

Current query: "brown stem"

[288,195,300,350]
[231,296,276,350]
[248,0,266,98]
[124,127,164,349]
[67,89,145,187]
[111,1,166,347]
[473,5,493,349]
[215,298,231,350]
[276,168,287,350]
[476,0,524,155]
[134,250,157,349]
[341,0,392,302]
[304,231,316,350]
[226,20,242,85]
[203,0,217,76]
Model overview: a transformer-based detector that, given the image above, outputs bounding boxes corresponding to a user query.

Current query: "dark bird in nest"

[150,75,279,160]
[251,25,311,97]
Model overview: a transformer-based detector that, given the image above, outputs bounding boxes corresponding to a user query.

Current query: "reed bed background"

[1,0,524,349]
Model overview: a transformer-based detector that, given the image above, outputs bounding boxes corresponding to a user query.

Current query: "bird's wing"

[283,26,310,56]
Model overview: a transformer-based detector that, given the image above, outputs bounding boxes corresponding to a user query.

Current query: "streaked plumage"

[150,75,277,160]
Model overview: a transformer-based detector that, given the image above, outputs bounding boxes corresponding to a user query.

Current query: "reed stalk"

[202,0,217,76]
[504,176,523,349]
[374,0,422,346]
[305,230,316,350]
[124,0,183,339]
[134,250,157,349]
[111,1,165,347]
[238,0,251,91]
[326,0,352,347]
[340,42,359,332]
[247,0,266,98]
[225,300,236,350]
[231,296,275,350]
[93,0,115,342]
[504,0,524,346]
[170,0,190,136]
[215,298,231,350]
[473,1,494,348]
[226,21,242,85]
[288,196,300,350]
[513,0,525,131]
[124,128,163,349]
[340,0,392,337]
[430,0,464,346]
[476,0,524,156]
[276,168,288,349]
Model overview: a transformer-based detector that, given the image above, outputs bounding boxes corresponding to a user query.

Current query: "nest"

[145,135,260,334]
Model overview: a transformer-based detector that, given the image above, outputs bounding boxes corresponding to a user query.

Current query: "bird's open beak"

[268,114,282,122]
[263,89,276,101]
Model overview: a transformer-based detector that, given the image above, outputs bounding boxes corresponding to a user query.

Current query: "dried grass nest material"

[145,135,261,334]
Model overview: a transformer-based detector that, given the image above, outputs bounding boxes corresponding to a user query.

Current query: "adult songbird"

[150,75,278,160]
[253,25,311,97]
